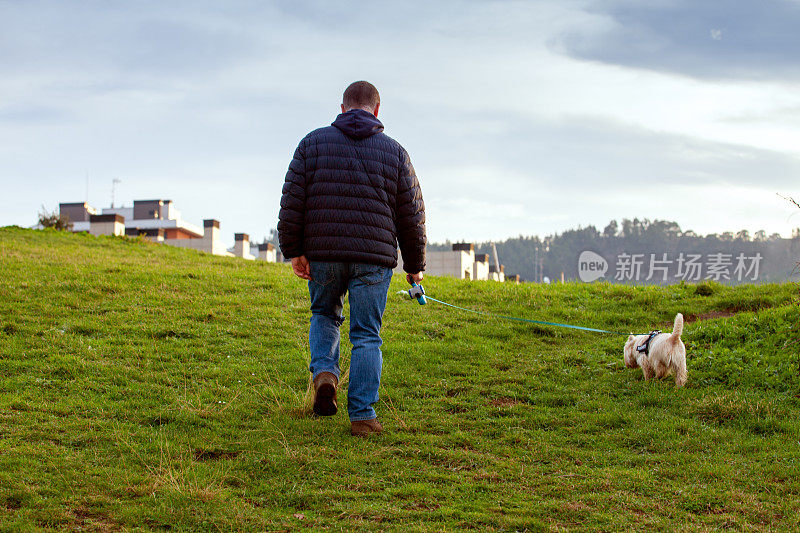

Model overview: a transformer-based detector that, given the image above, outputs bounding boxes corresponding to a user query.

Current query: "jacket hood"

[332,109,384,140]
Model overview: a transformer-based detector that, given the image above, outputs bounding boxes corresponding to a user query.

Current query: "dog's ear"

[627,334,635,341]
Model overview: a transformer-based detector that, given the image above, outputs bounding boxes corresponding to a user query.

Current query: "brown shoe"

[312,372,338,416]
[350,418,383,437]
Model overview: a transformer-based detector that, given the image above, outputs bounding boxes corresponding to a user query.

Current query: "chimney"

[203,219,220,254]
[257,242,276,262]
[233,233,254,260]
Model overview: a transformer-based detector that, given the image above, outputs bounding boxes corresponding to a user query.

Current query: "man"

[278,81,426,437]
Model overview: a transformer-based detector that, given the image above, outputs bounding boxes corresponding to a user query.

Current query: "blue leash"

[403,283,628,335]
[425,296,627,335]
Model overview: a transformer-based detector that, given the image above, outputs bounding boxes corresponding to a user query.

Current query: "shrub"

[695,282,714,296]
[38,206,72,231]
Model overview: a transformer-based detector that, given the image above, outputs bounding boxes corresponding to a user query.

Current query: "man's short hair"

[342,81,380,111]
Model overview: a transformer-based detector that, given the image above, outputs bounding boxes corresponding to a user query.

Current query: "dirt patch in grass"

[489,397,522,408]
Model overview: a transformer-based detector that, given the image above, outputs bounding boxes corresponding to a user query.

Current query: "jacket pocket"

[355,263,386,286]
[310,262,335,286]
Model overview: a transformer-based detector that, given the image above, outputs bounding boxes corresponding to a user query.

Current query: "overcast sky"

[2,0,799,246]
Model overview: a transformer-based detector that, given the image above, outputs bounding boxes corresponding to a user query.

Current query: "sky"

[2,0,799,247]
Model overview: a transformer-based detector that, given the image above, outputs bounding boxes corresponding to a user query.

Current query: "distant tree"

[754,230,767,242]
[603,220,618,238]
[768,233,782,241]
[735,229,750,242]
[682,230,698,238]
[646,219,680,238]
[620,218,633,239]
[38,206,72,231]
[720,231,734,241]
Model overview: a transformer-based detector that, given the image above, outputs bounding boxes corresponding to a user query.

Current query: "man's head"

[341,81,380,117]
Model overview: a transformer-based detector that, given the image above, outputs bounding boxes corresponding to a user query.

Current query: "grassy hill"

[1,226,799,531]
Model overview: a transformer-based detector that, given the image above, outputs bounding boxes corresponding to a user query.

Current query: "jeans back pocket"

[310,262,335,286]
[354,263,386,286]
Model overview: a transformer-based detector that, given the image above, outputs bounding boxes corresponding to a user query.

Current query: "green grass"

[1,226,799,531]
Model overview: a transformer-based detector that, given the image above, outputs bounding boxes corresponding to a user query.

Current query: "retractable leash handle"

[408,282,427,305]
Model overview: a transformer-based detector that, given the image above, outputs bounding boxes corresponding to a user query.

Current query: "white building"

[488,264,506,282]
[473,253,491,281]
[255,242,278,262]
[88,214,125,237]
[59,199,272,261]
[396,243,505,281]
[63,200,204,240]
[426,242,476,279]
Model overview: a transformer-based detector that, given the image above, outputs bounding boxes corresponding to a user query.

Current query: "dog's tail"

[670,313,684,343]
[669,313,687,387]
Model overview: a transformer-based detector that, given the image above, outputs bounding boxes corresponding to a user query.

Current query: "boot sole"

[313,383,337,416]
[350,420,383,437]
[351,429,382,437]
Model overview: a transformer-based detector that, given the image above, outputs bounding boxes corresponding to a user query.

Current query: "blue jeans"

[308,261,393,421]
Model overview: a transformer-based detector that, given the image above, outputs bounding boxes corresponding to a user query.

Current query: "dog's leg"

[641,359,655,382]
[674,356,687,388]
[655,362,668,379]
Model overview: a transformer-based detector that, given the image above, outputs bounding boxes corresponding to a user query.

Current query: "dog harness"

[636,330,662,356]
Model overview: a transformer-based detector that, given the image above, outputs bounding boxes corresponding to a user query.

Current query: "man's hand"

[291,255,312,281]
[406,272,423,284]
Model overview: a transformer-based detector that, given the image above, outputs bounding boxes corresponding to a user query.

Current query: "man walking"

[278,81,426,436]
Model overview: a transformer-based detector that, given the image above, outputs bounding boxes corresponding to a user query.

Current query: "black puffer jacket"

[278,109,426,273]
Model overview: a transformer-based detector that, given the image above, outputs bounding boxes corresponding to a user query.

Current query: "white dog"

[624,313,687,387]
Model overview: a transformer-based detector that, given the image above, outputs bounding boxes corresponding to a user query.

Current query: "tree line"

[429,219,800,284]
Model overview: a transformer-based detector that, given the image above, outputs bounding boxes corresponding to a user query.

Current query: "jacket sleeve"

[395,146,426,273]
[277,141,307,259]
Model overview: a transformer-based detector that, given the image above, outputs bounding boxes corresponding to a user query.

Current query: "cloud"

[554,0,800,80]
[408,108,800,188]
[0,103,68,123]
[402,109,800,240]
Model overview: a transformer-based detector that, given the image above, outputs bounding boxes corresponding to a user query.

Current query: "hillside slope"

[1,227,799,530]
